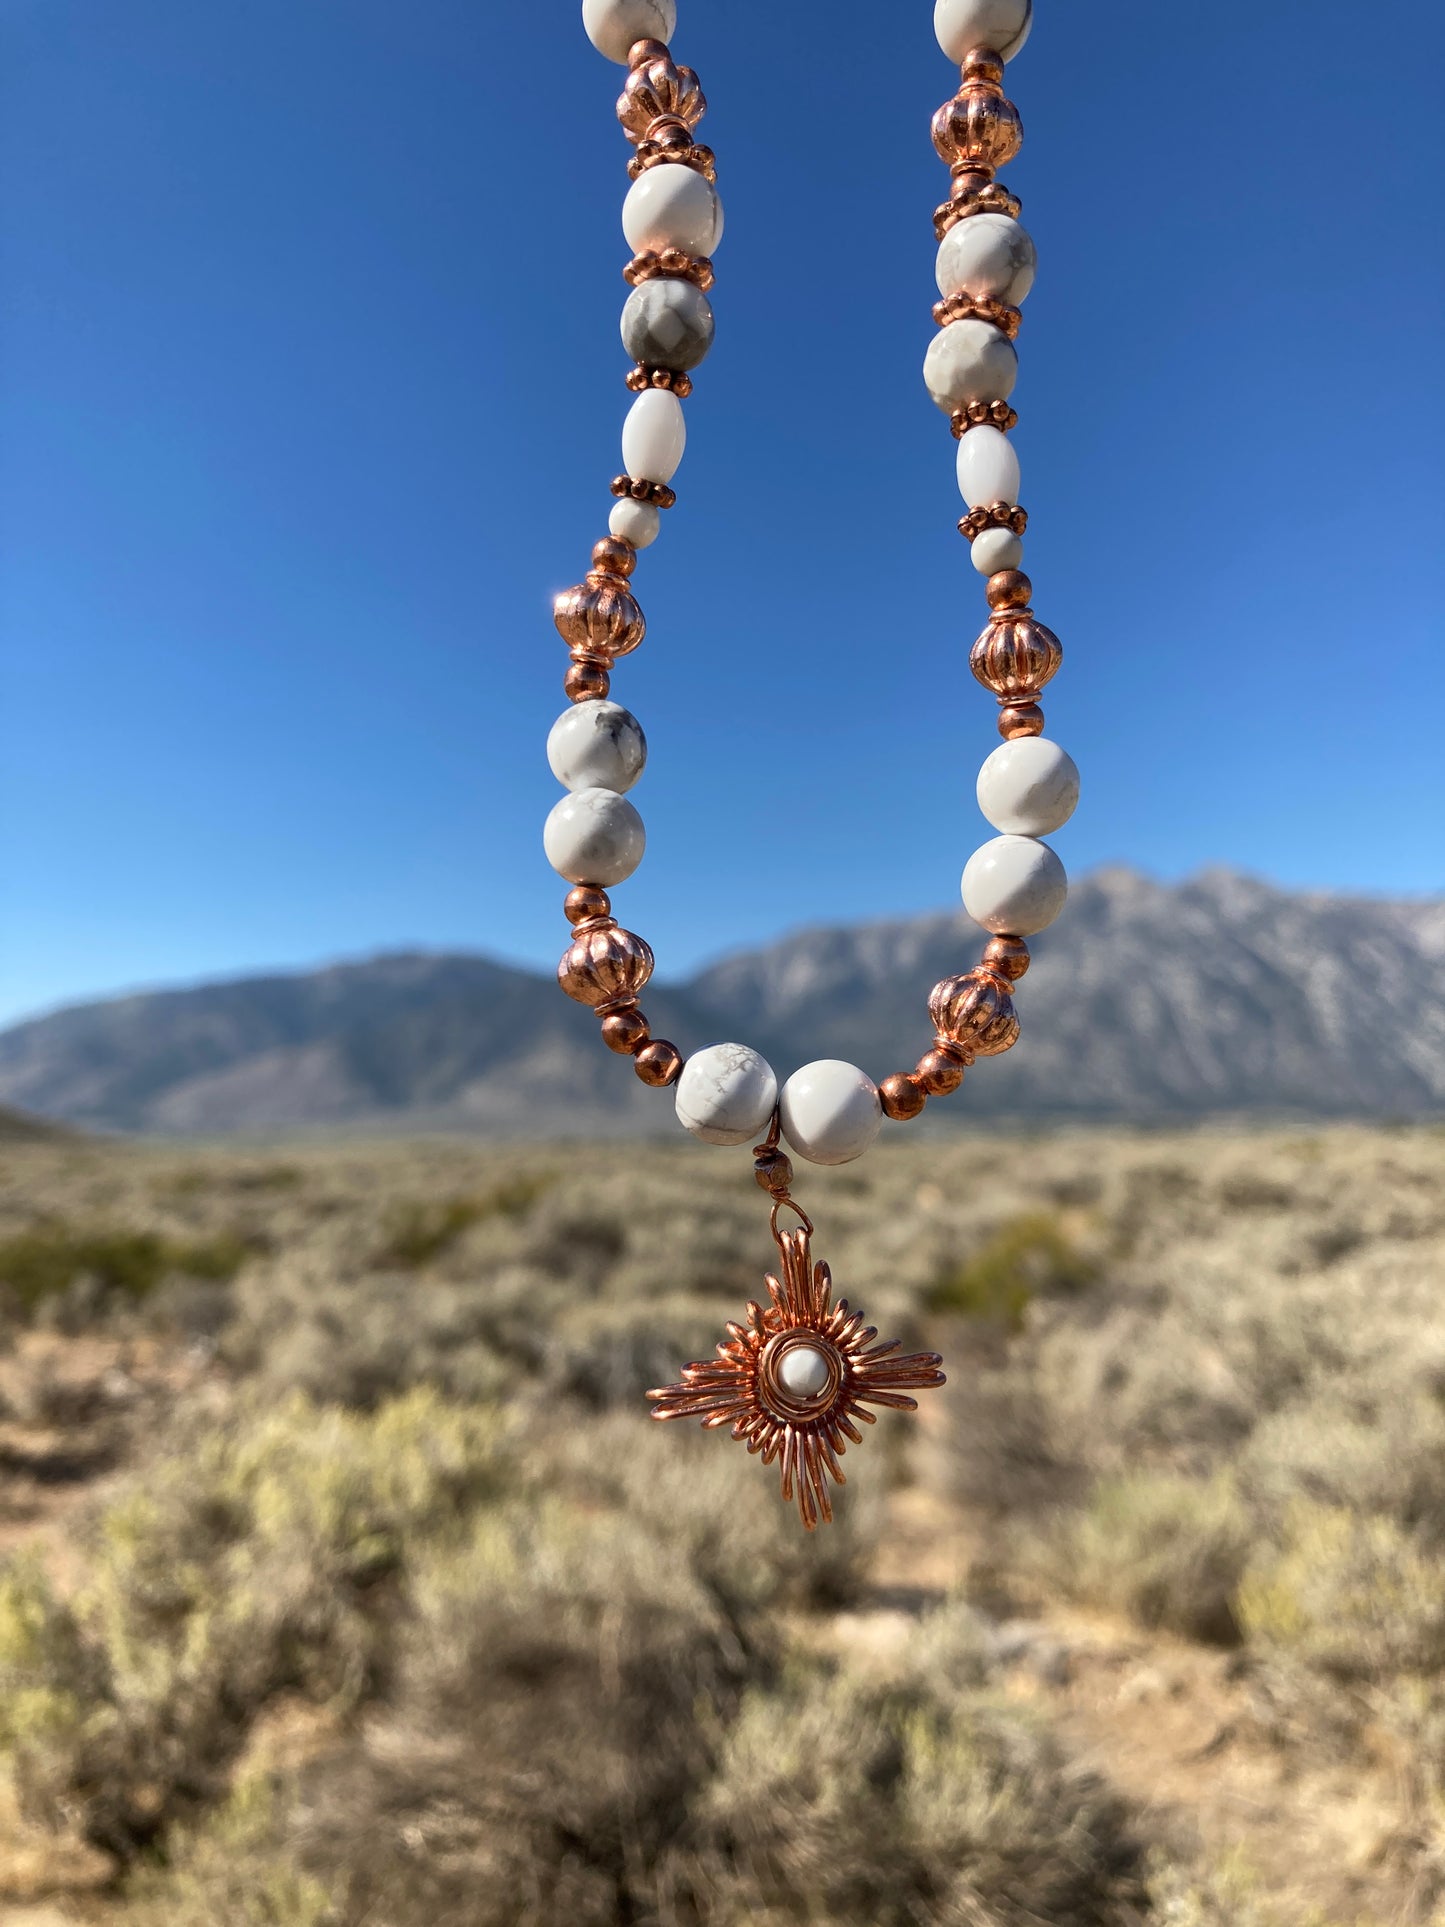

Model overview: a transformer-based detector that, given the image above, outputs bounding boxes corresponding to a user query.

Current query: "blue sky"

[1,0,1442,1027]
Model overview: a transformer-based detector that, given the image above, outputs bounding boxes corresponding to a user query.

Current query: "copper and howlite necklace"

[545,0,1075,1527]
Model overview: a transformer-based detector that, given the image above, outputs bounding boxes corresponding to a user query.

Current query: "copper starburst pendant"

[648,1219,945,1529]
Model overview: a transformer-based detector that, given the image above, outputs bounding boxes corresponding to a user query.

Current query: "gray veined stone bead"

[620,278,716,373]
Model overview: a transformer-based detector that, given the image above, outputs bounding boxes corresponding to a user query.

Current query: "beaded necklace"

[545,0,1074,1527]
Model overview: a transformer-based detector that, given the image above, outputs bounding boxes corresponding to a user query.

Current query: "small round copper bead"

[999,701,1045,738]
[634,1039,683,1087]
[557,923,654,1009]
[986,569,1032,612]
[591,536,635,578]
[915,1048,966,1097]
[564,886,612,927]
[930,970,1021,1058]
[564,659,611,703]
[601,1005,650,1054]
[879,1073,927,1122]
[983,935,1030,982]
[754,1148,794,1194]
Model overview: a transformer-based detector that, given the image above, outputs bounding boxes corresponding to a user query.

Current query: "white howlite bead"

[935,213,1037,305]
[779,1060,882,1168]
[971,527,1023,574]
[778,1343,831,1399]
[609,497,660,547]
[675,1043,778,1147]
[622,163,723,257]
[543,787,645,886]
[621,388,686,484]
[582,0,675,63]
[962,834,1067,936]
[956,424,1020,509]
[934,0,1032,62]
[976,738,1079,836]
[547,701,647,795]
[923,319,1018,414]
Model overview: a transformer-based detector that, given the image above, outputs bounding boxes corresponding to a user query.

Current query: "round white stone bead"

[675,1043,778,1147]
[956,423,1020,509]
[621,163,723,257]
[609,497,660,548]
[779,1060,882,1168]
[934,0,1032,62]
[923,319,1018,415]
[543,786,645,886]
[547,700,647,795]
[582,0,675,63]
[778,1343,831,1400]
[621,388,686,485]
[970,527,1023,574]
[976,738,1080,837]
[962,834,1067,935]
[935,213,1037,306]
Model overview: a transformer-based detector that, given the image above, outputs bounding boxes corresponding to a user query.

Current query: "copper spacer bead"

[986,569,1032,612]
[982,934,1030,982]
[624,248,715,292]
[564,659,611,703]
[633,1039,683,1087]
[999,701,1045,738]
[959,501,1028,542]
[610,473,677,509]
[753,1147,795,1194]
[932,290,1021,338]
[625,364,693,397]
[601,1005,651,1055]
[564,886,612,927]
[914,1048,966,1097]
[950,402,1020,439]
[879,1073,928,1121]
[591,536,636,578]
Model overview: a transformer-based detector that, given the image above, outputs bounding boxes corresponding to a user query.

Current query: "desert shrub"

[1027,1472,1251,1645]
[1238,1394,1445,1543]
[928,1211,1098,1326]
[371,1174,550,1269]
[1145,1852,1282,1926]
[0,1222,249,1319]
[0,1388,508,1859]
[1238,1502,1445,1681]
[122,1767,335,1927]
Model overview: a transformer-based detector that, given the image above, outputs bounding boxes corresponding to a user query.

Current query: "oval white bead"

[547,701,647,795]
[956,424,1020,509]
[923,319,1018,415]
[543,787,645,886]
[779,1059,882,1168]
[934,0,1032,62]
[609,497,660,548]
[778,1343,831,1400]
[976,738,1079,837]
[961,834,1067,936]
[621,388,686,485]
[621,163,723,257]
[675,1043,778,1147]
[581,0,676,63]
[971,527,1023,574]
[935,213,1037,305]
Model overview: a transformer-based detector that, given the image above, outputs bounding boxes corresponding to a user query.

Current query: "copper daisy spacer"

[624,248,715,291]
[958,500,1029,542]
[933,290,1021,338]
[625,364,693,397]
[610,473,676,509]
[951,400,1019,440]
[934,178,1023,240]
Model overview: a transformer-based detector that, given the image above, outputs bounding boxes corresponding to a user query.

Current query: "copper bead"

[914,1047,966,1097]
[931,50,1022,174]
[600,1005,651,1054]
[616,45,706,146]
[591,536,635,578]
[930,971,1020,1058]
[634,1039,683,1087]
[554,572,646,663]
[971,612,1062,702]
[754,1147,795,1194]
[999,701,1045,739]
[625,249,714,292]
[982,935,1030,982]
[564,886,612,927]
[879,1073,928,1121]
[564,659,611,703]
[985,569,1032,612]
[557,923,655,1009]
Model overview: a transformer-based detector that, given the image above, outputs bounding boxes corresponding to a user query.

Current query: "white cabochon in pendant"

[777,1343,831,1399]
[976,737,1079,836]
[779,1059,882,1167]
[675,1043,778,1146]
[962,834,1067,935]
[622,163,724,257]
[621,388,686,484]
[956,423,1020,509]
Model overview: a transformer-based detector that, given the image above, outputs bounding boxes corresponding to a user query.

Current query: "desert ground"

[0,1121,1443,1925]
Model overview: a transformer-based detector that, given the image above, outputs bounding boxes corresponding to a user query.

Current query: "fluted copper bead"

[634,1039,683,1086]
[983,935,1030,982]
[929,970,1021,1058]
[554,554,646,663]
[564,886,612,927]
[971,611,1063,704]
[932,49,1022,174]
[601,1005,651,1054]
[557,922,655,1009]
[617,43,706,147]
[880,1073,928,1121]
[915,1047,966,1096]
